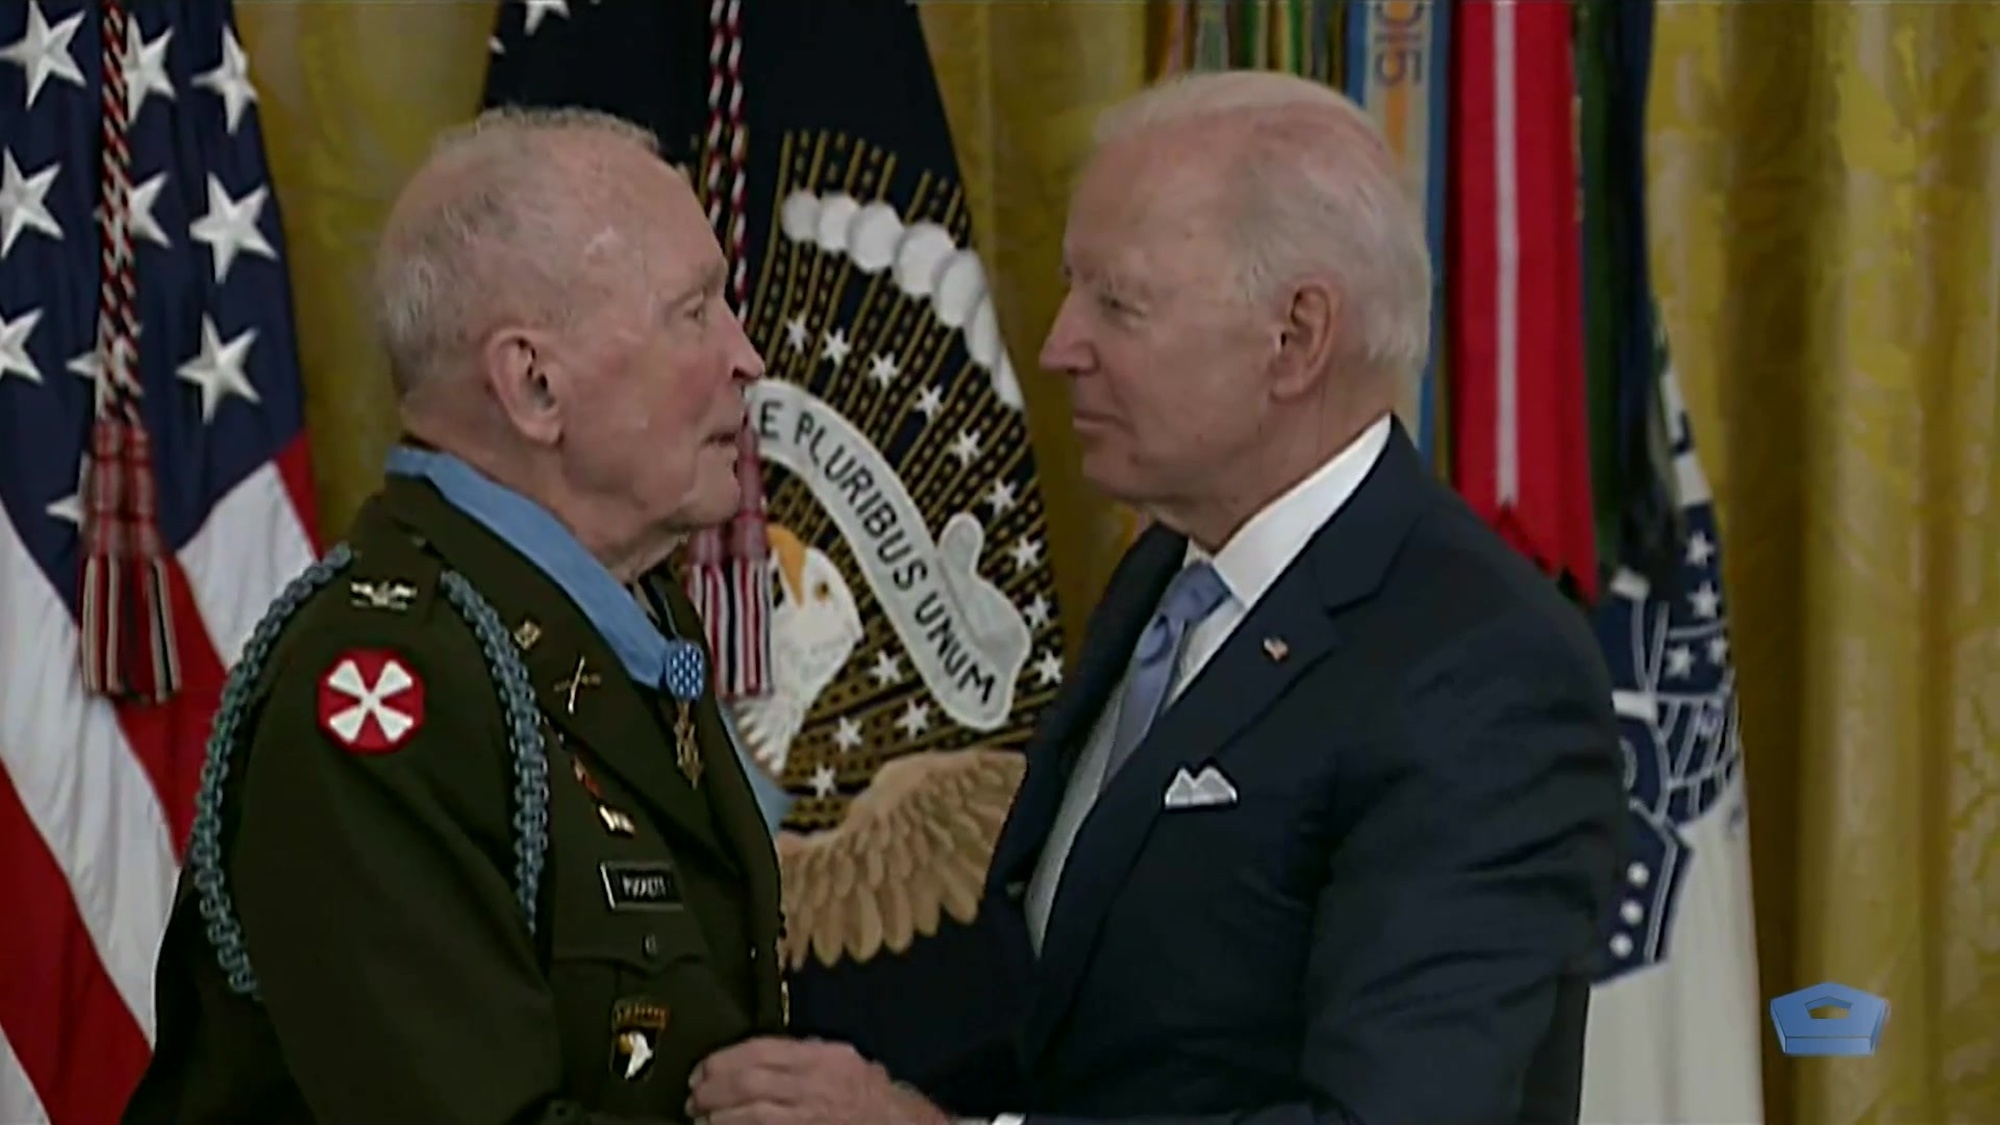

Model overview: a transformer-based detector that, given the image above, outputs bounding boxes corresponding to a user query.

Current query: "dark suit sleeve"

[228,621,678,1125]
[1014,609,1624,1125]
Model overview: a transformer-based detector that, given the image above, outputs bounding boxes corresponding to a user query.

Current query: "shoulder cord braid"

[185,543,551,999]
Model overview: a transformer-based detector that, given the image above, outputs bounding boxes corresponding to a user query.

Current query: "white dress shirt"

[1022,415,1392,954]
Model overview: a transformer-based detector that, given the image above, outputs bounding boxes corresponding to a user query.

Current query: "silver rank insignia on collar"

[349,579,416,612]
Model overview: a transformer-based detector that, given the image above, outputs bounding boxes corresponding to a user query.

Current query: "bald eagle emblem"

[735,526,864,775]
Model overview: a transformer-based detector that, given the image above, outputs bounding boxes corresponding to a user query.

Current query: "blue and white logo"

[1770,982,1890,1057]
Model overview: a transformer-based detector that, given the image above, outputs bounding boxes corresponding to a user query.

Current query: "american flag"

[0,2,318,1122]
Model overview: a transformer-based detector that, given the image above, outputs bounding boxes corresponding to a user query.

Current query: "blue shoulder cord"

[185,542,551,999]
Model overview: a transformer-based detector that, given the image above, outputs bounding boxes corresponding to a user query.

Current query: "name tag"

[599,861,682,912]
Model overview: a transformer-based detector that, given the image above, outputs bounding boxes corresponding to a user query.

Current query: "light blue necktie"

[1101,561,1229,790]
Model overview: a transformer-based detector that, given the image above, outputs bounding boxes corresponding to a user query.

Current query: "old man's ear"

[484,330,565,445]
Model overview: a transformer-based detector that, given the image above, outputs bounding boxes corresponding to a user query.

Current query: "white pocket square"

[1163,765,1238,810]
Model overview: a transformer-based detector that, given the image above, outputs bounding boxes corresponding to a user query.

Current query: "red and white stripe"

[0,428,319,1122]
[1448,0,1598,598]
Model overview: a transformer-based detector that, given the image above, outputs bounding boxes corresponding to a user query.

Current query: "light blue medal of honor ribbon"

[386,445,793,832]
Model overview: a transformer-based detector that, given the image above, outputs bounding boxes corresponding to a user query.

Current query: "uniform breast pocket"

[547,866,752,1116]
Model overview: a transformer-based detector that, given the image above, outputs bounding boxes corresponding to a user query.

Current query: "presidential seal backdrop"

[734,126,1063,974]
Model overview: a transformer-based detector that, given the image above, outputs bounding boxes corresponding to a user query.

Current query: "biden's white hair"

[1094,70,1432,380]
[371,105,663,396]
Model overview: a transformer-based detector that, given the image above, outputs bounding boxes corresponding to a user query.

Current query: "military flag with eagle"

[483,0,1067,1092]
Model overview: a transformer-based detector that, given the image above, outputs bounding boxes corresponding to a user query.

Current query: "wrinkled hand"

[687,1036,949,1125]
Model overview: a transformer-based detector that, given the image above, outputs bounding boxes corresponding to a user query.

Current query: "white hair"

[1094,71,1432,380]
[372,105,663,396]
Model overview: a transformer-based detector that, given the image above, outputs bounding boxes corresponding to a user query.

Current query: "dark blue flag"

[485,0,1066,1095]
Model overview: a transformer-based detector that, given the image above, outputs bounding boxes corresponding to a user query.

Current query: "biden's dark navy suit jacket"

[971,421,1625,1125]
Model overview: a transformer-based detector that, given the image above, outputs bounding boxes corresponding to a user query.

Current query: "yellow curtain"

[917,5,1152,651]
[235,3,1148,655]
[1650,5,2000,1125]
[234,2,497,539]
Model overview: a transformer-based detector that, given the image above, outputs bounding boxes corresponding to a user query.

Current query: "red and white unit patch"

[316,649,427,753]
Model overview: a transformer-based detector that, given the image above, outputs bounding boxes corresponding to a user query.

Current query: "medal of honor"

[674,700,702,787]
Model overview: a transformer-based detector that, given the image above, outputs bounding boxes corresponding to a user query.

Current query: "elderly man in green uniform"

[122,106,793,1125]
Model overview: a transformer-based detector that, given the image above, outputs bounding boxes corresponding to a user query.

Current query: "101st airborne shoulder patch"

[721,127,1064,974]
[610,999,670,1083]
[316,649,426,754]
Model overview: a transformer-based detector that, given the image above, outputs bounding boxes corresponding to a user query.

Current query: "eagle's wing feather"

[775,748,1026,970]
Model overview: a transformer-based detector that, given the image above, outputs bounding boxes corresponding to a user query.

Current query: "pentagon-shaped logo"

[1769,981,1889,1056]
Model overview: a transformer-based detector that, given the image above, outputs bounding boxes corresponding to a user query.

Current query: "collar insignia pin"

[513,619,542,651]
[1263,637,1289,662]
[557,656,601,715]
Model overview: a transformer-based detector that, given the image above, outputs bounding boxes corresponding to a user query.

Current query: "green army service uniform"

[124,475,786,1125]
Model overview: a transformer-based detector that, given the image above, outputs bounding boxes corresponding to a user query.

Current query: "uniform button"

[748,944,758,961]
[642,934,661,960]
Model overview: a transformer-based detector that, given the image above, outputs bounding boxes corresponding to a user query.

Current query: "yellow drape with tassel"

[1650,4,2000,1124]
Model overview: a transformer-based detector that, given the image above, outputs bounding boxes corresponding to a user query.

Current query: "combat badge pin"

[673,702,702,787]
[349,579,416,612]
[609,999,669,1082]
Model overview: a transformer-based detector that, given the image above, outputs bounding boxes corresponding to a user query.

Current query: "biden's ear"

[1269,279,1340,401]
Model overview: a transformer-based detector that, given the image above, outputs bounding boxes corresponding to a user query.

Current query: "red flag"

[1448,0,1598,598]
